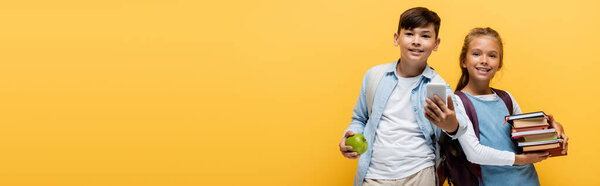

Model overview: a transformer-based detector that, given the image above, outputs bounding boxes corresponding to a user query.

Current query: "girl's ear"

[461,60,467,68]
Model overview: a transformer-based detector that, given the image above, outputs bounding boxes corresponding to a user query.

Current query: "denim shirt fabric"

[343,60,470,186]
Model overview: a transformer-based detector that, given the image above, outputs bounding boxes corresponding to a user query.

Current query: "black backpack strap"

[492,88,513,115]
[455,91,480,139]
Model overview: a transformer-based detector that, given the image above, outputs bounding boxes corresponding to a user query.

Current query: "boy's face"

[394,24,440,66]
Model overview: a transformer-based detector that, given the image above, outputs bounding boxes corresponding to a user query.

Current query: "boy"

[338,7,472,186]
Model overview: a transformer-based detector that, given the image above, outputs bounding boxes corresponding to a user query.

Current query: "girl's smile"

[463,35,501,81]
[475,66,493,76]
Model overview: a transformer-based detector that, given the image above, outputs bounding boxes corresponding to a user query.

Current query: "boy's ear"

[393,33,400,47]
[433,37,441,51]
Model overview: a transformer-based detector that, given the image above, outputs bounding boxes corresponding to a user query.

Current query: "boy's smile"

[408,47,425,56]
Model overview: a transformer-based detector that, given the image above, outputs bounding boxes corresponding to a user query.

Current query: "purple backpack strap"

[453,91,483,186]
[455,91,480,139]
[491,88,513,115]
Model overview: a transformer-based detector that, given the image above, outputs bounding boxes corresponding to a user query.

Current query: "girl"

[426,27,569,185]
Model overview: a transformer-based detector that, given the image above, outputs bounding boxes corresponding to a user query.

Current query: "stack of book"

[507,111,566,157]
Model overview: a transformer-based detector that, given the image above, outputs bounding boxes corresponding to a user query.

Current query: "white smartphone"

[426,83,447,105]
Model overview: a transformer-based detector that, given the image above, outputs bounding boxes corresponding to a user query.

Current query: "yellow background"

[0,0,598,185]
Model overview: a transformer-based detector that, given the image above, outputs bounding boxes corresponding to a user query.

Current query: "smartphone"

[426,83,447,105]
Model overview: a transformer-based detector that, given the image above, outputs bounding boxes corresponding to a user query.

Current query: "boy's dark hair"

[397,7,441,38]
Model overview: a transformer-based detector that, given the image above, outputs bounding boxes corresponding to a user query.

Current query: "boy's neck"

[396,59,427,78]
[462,80,493,95]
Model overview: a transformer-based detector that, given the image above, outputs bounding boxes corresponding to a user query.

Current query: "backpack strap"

[453,91,483,185]
[365,63,394,116]
[492,88,520,154]
[455,91,480,139]
[441,90,514,186]
[491,88,513,115]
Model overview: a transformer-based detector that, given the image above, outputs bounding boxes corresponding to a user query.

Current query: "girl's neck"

[462,79,493,95]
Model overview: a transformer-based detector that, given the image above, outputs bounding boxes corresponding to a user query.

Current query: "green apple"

[345,133,367,155]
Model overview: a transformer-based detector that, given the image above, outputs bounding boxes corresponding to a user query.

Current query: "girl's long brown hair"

[455,27,504,92]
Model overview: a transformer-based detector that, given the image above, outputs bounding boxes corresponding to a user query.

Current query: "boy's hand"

[424,95,459,133]
[548,114,569,154]
[514,152,550,165]
[339,131,361,159]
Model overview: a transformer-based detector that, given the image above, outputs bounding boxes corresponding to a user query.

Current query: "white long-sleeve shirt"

[454,90,522,166]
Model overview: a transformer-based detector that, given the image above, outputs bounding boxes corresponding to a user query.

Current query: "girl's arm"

[455,108,514,165]
[454,97,548,165]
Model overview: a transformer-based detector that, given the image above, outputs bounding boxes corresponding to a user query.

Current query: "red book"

[522,141,567,157]
[546,143,567,157]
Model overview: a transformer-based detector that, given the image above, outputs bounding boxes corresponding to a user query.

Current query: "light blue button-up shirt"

[343,60,470,186]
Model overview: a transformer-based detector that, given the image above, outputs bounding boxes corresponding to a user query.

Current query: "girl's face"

[462,36,501,83]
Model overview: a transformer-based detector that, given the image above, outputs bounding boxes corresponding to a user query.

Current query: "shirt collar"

[388,59,435,79]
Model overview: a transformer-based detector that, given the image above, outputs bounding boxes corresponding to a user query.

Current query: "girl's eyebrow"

[470,48,498,52]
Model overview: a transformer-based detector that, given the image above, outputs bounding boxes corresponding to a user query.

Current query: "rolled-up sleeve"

[342,70,370,138]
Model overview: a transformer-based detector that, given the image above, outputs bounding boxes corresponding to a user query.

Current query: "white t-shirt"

[365,75,435,179]
[455,90,522,165]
